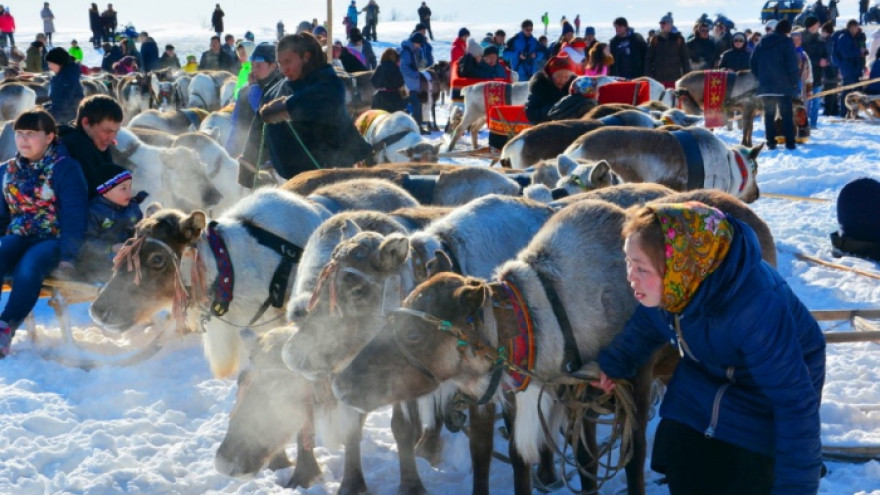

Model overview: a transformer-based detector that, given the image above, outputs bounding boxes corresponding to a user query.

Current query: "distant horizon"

[8,1,867,40]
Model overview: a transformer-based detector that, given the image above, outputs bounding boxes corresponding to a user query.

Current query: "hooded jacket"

[598,216,825,495]
[750,32,800,96]
[400,39,425,91]
[718,45,751,72]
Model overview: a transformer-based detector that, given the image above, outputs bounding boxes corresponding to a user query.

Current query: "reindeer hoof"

[337,476,370,495]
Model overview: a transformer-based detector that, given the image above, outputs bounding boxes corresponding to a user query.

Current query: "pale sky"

[14,1,864,36]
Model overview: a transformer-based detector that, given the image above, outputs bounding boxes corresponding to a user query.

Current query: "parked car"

[761,0,805,23]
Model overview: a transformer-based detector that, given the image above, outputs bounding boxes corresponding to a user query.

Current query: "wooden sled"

[3,277,173,368]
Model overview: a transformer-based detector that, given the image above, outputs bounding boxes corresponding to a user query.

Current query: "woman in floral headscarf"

[595,201,825,495]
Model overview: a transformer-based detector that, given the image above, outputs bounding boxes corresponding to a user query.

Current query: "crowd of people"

[0,5,844,495]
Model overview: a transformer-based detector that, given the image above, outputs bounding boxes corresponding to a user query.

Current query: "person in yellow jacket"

[183,54,199,73]
[68,39,83,62]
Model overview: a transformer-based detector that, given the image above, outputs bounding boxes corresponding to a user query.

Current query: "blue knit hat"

[313,25,328,37]
[95,165,132,195]
[562,22,574,35]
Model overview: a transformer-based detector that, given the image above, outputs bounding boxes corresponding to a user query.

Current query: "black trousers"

[652,419,774,495]
[762,95,795,149]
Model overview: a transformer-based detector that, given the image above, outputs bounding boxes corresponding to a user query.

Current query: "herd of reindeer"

[3,62,786,494]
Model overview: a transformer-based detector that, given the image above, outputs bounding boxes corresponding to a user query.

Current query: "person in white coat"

[41,2,55,46]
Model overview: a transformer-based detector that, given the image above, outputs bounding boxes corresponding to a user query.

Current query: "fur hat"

[250,42,276,63]
[410,31,428,46]
[483,45,499,57]
[544,54,576,76]
[45,46,71,65]
[458,27,470,38]
[804,16,819,29]
[466,37,482,57]
[95,164,132,195]
[562,22,574,35]
[660,12,674,25]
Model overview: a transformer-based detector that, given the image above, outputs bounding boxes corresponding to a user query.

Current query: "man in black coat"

[245,34,372,180]
[139,32,159,73]
[609,17,647,79]
[211,4,224,38]
[718,32,751,72]
[750,19,800,150]
[687,22,719,69]
[58,95,124,199]
[417,2,433,41]
[45,48,84,126]
[802,16,829,127]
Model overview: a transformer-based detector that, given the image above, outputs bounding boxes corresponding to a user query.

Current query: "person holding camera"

[505,19,540,81]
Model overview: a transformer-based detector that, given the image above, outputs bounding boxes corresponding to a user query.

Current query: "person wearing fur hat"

[524,53,577,123]
[647,12,691,88]
[457,37,484,78]
[450,27,470,65]
[595,201,824,495]
[0,108,88,358]
[46,47,84,125]
[718,32,750,72]
[77,164,145,283]
[476,45,507,79]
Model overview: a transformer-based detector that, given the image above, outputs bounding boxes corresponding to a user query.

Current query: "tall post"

[326,0,333,59]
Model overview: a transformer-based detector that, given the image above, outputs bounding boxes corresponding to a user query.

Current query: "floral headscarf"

[651,202,734,313]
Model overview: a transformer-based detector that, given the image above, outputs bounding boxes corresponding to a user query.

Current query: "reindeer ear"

[556,154,578,177]
[454,279,487,313]
[589,160,611,185]
[749,142,764,160]
[145,202,163,217]
[426,249,453,277]
[182,210,207,241]
[376,234,410,272]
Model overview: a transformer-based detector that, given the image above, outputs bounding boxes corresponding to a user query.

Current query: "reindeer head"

[90,209,206,332]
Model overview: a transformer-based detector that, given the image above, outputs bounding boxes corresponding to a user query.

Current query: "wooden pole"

[760,192,831,203]
[811,309,880,321]
[795,252,880,281]
[824,331,880,343]
[326,0,333,59]
[807,77,880,100]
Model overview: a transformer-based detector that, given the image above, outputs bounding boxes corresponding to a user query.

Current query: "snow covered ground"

[2,18,880,495]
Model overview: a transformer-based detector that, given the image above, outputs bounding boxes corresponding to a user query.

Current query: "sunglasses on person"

[733,38,745,43]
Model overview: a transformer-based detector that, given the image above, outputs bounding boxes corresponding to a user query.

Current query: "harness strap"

[535,271,582,373]
[671,129,705,190]
[205,221,234,316]
[373,130,412,153]
[240,221,304,326]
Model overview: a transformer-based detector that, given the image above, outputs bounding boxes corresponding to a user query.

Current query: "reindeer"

[674,70,761,146]
[283,194,558,495]
[90,180,419,379]
[563,126,764,203]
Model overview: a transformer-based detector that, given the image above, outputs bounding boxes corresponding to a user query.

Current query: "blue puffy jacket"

[598,217,825,495]
[399,39,424,91]
[833,30,865,83]
[504,31,540,81]
[750,32,800,96]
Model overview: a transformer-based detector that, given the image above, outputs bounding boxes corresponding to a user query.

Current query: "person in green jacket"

[541,11,549,36]
[68,39,83,62]
[233,41,255,100]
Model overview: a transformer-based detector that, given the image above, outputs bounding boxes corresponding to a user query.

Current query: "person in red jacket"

[450,27,469,65]
[0,6,16,49]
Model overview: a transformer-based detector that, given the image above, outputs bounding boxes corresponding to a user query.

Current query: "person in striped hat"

[77,163,145,282]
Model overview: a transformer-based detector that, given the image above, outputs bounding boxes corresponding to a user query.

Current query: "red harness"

[500,279,536,392]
